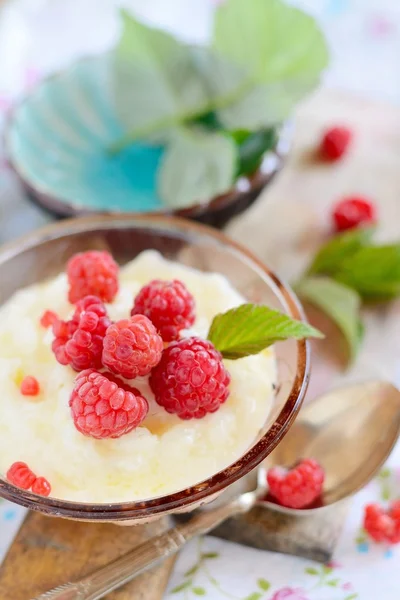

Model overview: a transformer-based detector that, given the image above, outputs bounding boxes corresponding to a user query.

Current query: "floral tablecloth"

[1,1,400,598]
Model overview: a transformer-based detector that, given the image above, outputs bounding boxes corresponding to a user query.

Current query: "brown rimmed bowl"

[0,215,310,522]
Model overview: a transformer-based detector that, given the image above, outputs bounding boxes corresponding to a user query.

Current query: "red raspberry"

[332,196,376,232]
[149,337,231,420]
[267,459,325,509]
[102,315,163,379]
[6,462,36,490]
[131,280,195,342]
[40,310,58,328]
[69,369,149,439]
[20,375,40,396]
[67,251,119,304]
[32,477,52,497]
[364,501,400,544]
[51,296,111,371]
[320,126,352,161]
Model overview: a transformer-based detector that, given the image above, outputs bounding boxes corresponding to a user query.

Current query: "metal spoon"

[34,380,400,600]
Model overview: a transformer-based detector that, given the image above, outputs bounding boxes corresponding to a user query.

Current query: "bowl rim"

[3,53,291,219]
[0,214,310,519]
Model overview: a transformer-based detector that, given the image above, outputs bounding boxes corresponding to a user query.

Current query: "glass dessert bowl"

[0,215,310,522]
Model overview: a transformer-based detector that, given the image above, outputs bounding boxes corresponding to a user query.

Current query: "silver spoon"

[34,380,400,600]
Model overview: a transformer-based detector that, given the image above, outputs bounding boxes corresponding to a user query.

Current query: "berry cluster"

[364,502,400,545]
[266,459,325,509]
[42,251,230,442]
[6,462,51,497]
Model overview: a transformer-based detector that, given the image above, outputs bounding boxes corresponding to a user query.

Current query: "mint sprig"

[297,226,400,365]
[109,1,328,207]
[207,303,322,360]
[295,276,363,362]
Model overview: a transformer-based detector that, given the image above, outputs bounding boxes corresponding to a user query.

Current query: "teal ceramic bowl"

[5,54,290,227]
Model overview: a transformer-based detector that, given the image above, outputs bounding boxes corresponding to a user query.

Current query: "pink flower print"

[271,588,309,600]
[368,14,396,38]
[342,582,353,591]
[326,560,342,569]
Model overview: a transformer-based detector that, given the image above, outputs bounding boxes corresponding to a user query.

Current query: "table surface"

[1,1,400,599]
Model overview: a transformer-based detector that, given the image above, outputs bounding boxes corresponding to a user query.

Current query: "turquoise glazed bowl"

[5,54,290,227]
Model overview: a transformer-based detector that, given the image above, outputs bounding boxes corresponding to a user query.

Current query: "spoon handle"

[33,495,253,600]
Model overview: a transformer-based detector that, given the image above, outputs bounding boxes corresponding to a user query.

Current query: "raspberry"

[40,310,58,328]
[363,501,400,544]
[267,459,325,509]
[51,296,111,371]
[32,477,51,497]
[149,337,231,420]
[20,376,40,396]
[131,280,195,342]
[67,251,119,303]
[102,315,163,379]
[320,126,352,161]
[69,369,149,439]
[6,462,36,490]
[332,196,376,232]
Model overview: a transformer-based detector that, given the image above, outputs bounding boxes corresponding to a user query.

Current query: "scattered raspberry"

[69,369,149,439]
[51,296,111,371]
[150,337,230,419]
[20,376,40,396]
[40,310,58,328]
[32,476,52,497]
[363,501,400,544]
[67,251,119,304]
[320,126,352,161]
[131,280,195,342]
[332,196,376,232]
[267,459,325,509]
[6,462,36,490]
[102,315,163,379]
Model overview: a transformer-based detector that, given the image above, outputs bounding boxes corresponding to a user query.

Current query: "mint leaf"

[257,578,271,591]
[235,128,278,176]
[157,128,236,207]
[333,245,400,300]
[296,276,362,362]
[307,227,375,276]
[112,12,210,144]
[305,567,319,575]
[213,0,328,127]
[208,304,322,360]
[201,552,219,559]
[245,594,262,600]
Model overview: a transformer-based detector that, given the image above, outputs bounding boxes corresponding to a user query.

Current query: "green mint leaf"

[157,128,236,208]
[344,594,359,600]
[207,304,322,360]
[171,581,192,593]
[307,227,375,276]
[192,588,206,596]
[379,467,391,479]
[235,128,278,176]
[212,0,328,127]
[296,276,362,362]
[327,579,339,587]
[113,12,210,144]
[245,593,262,600]
[333,245,400,300]
[305,567,319,575]
[257,578,271,591]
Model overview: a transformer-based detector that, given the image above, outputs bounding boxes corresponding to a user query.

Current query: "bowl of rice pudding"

[0,215,310,523]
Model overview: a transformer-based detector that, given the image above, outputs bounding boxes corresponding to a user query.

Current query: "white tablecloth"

[1,1,399,598]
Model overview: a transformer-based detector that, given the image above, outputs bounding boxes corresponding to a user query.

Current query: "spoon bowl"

[262,380,400,515]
